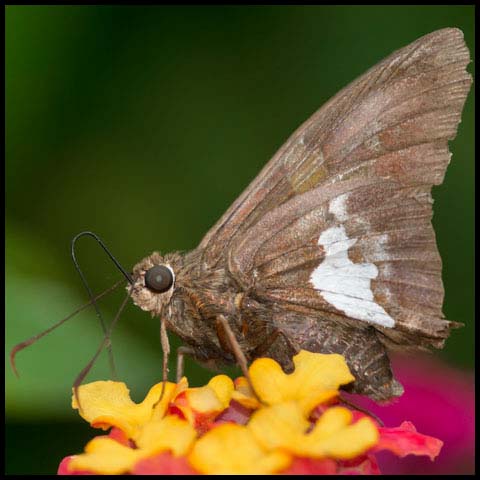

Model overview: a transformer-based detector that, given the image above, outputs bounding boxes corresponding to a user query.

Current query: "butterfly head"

[129,252,176,317]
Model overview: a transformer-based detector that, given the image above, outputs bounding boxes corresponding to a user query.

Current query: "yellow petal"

[248,401,310,451]
[136,415,197,457]
[69,437,141,474]
[232,377,261,409]
[307,409,379,459]
[207,375,234,408]
[249,350,353,414]
[72,380,183,438]
[188,423,291,474]
[184,388,221,414]
[249,403,379,460]
[309,405,353,439]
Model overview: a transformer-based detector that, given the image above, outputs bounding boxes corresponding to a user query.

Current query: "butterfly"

[13,28,471,403]
[128,28,472,401]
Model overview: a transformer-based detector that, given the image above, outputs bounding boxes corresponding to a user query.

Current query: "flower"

[341,353,475,475]
[58,351,444,475]
[169,375,234,433]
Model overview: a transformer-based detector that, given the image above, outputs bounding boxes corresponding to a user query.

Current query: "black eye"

[144,265,174,293]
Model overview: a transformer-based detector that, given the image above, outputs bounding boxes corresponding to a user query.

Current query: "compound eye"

[144,265,174,293]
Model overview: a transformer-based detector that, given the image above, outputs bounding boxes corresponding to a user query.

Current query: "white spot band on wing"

[310,224,395,328]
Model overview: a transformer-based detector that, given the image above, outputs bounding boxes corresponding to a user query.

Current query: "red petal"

[214,400,253,426]
[57,456,95,475]
[132,452,198,475]
[280,457,338,475]
[374,421,443,460]
[348,409,382,428]
[108,427,135,448]
[167,404,187,420]
[170,391,221,434]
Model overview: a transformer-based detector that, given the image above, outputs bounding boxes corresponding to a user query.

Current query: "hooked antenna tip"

[10,344,24,378]
[73,384,84,415]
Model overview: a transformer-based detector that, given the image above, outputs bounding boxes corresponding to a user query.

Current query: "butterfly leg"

[154,316,171,407]
[176,345,195,383]
[215,314,264,404]
[249,328,282,357]
[338,394,384,426]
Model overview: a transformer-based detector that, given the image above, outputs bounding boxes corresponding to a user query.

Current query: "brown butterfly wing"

[199,28,471,360]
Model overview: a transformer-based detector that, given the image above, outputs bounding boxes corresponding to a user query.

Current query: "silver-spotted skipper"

[12,28,472,402]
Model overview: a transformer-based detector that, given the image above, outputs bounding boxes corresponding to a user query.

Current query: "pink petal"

[132,452,198,475]
[57,456,95,475]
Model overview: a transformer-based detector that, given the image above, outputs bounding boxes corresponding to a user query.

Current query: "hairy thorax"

[129,249,276,369]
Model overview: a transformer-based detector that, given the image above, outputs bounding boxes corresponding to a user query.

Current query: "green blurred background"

[6,5,474,474]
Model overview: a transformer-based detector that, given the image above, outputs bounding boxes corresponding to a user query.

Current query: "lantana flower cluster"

[58,351,442,475]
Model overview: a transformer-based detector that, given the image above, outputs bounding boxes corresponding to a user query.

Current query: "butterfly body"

[131,247,404,400]
[130,28,471,402]
[130,250,279,370]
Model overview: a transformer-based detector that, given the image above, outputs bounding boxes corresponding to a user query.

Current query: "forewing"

[200,28,470,264]
[200,28,471,348]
